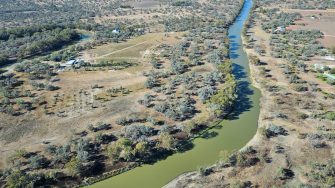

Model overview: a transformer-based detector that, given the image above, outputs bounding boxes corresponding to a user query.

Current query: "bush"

[116,116,146,126]
[107,138,134,162]
[198,86,217,102]
[145,76,158,88]
[249,55,261,65]
[96,122,111,131]
[66,157,84,177]
[276,167,294,180]
[53,144,71,164]
[46,85,60,91]
[159,132,175,150]
[294,84,308,92]
[0,55,9,66]
[138,94,154,107]
[6,171,53,188]
[171,60,187,74]
[324,111,335,121]
[197,166,212,176]
[307,160,335,186]
[265,124,287,138]
[121,125,156,142]
[29,155,48,169]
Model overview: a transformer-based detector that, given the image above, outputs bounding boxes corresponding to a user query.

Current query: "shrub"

[324,112,335,121]
[116,116,146,126]
[159,132,175,150]
[307,160,335,186]
[276,167,294,180]
[96,122,111,131]
[107,138,134,162]
[6,171,50,188]
[53,144,71,164]
[294,84,308,92]
[138,94,154,107]
[198,86,217,102]
[171,60,187,74]
[145,76,158,88]
[29,155,48,169]
[208,74,237,117]
[66,157,83,177]
[46,85,60,91]
[249,55,261,65]
[197,166,212,176]
[121,125,156,142]
[265,124,287,138]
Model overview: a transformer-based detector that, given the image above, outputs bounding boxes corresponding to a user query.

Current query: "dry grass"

[285,9,335,48]
[82,32,184,62]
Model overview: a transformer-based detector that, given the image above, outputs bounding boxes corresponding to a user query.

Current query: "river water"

[90,0,260,187]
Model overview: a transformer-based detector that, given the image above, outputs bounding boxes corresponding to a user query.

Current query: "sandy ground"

[285,9,335,48]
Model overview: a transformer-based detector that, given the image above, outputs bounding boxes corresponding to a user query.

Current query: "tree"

[6,171,47,188]
[107,138,134,162]
[218,60,232,75]
[145,76,157,88]
[0,55,9,66]
[198,86,216,103]
[159,132,175,150]
[29,155,47,169]
[171,60,187,74]
[208,74,237,117]
[65,157,83,177]
[121,125,155,142]
[134,141,148,157]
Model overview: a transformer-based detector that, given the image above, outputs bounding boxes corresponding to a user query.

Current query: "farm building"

[59,59,84,70]
[112,29,121,34]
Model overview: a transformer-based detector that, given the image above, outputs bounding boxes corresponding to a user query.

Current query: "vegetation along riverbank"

[167,0,335,187]
[0,0,249,187]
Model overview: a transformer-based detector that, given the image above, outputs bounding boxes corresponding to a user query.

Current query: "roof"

[324,73,335,80]
[324,56,335,61]
[112,29,120,34]
[66,60,76,65]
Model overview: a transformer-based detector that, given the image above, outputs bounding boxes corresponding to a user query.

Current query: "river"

[89,0,260,187]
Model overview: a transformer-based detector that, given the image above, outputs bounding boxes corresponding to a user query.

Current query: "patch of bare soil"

[285,9,335,48]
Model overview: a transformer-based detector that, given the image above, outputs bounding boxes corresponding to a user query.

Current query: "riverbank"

[163,0,266,186]
[166,1,335,187]
[240,35,266,149]
[87,0,262,187]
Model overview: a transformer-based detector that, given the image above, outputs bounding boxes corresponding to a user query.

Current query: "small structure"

[274,26,286,34]
[112,29,121,34]
[59,59,84,70]
[323,55,335,61]
[66,60,77,66]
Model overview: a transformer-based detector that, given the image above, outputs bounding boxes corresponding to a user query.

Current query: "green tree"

[65,157,83,177]
[107,138,134,162]
[218,60,232,75]
[134,141,148,157]
[159,132,175,150]
[208,74,237,117]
